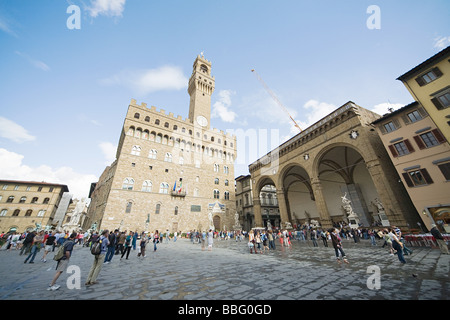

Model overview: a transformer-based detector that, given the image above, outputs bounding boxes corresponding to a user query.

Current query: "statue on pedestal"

[233,212,241,230]
[284,221,293,230]
[341,192,359,228]
[371,198,390,226]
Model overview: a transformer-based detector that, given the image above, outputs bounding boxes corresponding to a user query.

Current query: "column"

[253,198,263,228]
[310,178,333,228]
[276,189,291,228]
[365,160,409,229]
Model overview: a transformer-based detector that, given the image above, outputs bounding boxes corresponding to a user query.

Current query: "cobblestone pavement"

[0,238,448,300]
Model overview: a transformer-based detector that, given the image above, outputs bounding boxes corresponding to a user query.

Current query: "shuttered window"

[437,163,450,180]
[388,139,415,157]
[413,129,446,149]
[402,168,434,187]
[431,92,450,110]
[415,67,443,86]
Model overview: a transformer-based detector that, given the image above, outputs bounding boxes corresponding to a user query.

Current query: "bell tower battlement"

[188,54,215,129]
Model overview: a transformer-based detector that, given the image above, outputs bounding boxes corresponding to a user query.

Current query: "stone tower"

[188,54,215,129]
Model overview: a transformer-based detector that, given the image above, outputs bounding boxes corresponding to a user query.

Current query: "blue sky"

[0,0,449,198]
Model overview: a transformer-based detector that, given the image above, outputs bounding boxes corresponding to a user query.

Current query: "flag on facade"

[173,181,177,191]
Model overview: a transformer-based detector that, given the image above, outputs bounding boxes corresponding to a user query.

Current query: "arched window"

[145,116,150,122]
[127,126,135,136]
[31,197,38,204]
[12,209,20,216]
[125,202,132,213]
[149,149,157,159]
[155,119,160,125]
[155,203,161,214]
[19,196,27,203]
[6,196,14,203]
[225,179,229,186]
[131,145,141,156]
[261,193,266,205]
[179,157,184,165]
[164,122,169,128]
[43,197,50,204]
[268,194,273,205]
[174,206,179,215]
[25,209,32,217]
[214,164,219,172]
[224,166,229,174]
[173,125,178,131]
[142,180,152,192]
[37,210,46,217]
[122,178,134,190]
[214,178,219,185]
[159,183,169,194]
[156,134,162,143]
[134,113,140,119]
[214,190,220,199]
[135,128,142,138]
[224,191,230,200]
[164,153,172,162]
[0,209,7,216]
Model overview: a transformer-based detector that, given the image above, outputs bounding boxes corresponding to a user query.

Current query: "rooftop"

[396,46,450,81]
[371,101,419,125]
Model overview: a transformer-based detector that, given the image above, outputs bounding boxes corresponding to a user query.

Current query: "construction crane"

[251,69,302,133]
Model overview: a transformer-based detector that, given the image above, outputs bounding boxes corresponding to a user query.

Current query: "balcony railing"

[171,191,186,197]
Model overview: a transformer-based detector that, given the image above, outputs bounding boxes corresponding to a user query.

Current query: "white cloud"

[433,36,450,50]
[212,90,237,123]
[0,15,18,37]
[0,117,36,143]
[99,142,117,165]
[370,102,403,116]
[100,65,187,95]
[15,51,50,71]
[87,0,126,18]
[241,90,298,127]
[293,99,337,134]
[0,148,97,199]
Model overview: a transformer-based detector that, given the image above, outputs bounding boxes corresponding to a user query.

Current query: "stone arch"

[313,143,380,227]
[311,142,367,178]
[279,163,316,225]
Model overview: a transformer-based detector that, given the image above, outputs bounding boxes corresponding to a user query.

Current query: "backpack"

[53,240,73,261]
[90,238,103,255]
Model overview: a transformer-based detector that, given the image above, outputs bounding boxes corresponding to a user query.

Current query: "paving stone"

[0,238,448,300]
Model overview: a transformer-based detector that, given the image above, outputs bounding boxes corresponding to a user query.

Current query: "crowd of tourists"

[1,222,448,291]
